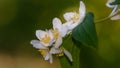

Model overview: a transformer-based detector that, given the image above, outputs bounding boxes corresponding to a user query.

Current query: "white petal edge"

[63,21,73,32]
[64,49,73,62]
[109,5,119,17]
[50,47,56,54]
[111,14,120,20]
[52,18,67,37]
[48,30,54,41]
[79,1,86,20]
[63,21,72,27]
[54,37,62,48]
[106,0,116,8]
[30,40,47,49]
[50,47,62,54]
[41,42,50,47]
[44,53,50,60]
[61,25,68,37]
[36,30,46,40]
[68,21,79,30]
[52,17,62,31]
[63,12,75,21]
[49,54,53,64]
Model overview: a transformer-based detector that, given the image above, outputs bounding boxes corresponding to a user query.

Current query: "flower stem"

[95,16,111,24]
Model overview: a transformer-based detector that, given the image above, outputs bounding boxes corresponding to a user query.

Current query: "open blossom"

[31,40,53,63]
[52,18,68,37]
[106,0,120,17]
[30,1,86,64]
[63,1,86,31]
[35,30,54,47]
[30,18,73,63]
[30,30,54,63]
[50,18,73,61]
[52,18,68,48]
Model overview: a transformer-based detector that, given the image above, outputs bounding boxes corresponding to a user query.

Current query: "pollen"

[39,49,47,56]
[56,52,64,57]
[53,28,59,39]
[41,34,51,44]
[56,46,65,57]
[70,12,80,23]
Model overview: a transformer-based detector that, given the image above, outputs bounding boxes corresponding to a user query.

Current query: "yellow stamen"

[56,53,64,57]
[39,49,47,56]
[53,28,59,39]
[41,34,51,44]
[70,12,80,23]
[56,47,65,57]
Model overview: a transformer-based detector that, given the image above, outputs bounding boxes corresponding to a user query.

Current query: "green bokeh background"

[0,0,120,68]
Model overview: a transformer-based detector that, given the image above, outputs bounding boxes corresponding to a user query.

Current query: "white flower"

[106,0,119,17]
[63,1,86,31]
[50,18,73,62]
[35,30,54,47]
[30,40,53,63]
[52,18,68,48]
[30,30,54,63]
[52,17,68,37]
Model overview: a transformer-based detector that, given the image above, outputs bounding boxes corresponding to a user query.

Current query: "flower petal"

[50,47,62,54]
[30,40,47,49]
[41,42,50,47]
[79,1,86,23]
[48,30,54,41]
[49,54,53,64]
[52,17,62,31]
[109,5,119,16]
[63,12,75,21]
[61,25,68,37]
[63,21,72,27]
[44,53,50,60]
[106,0,116,8]
[54,37,62,48]
[111,14,120,20]
[64,49,73,62]
[63,21,74,32]
[52,18,68,37]
[63,21,79,31]
[36,30,46,40]
[68,21,79,30]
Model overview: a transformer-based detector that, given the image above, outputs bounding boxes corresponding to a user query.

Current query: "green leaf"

[72,12,98,48]
[110,0,120,5]
[59,36,81,68]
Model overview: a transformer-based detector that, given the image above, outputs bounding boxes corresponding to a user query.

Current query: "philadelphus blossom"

[30,1,85,64]
[63,1,86,31]
[106,0,120,20]
[52,18,67,48]
[50,18,73,61]
[30,18,73,63]
[31,30,54,63]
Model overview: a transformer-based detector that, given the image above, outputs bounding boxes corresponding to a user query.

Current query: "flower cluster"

[106,0,120,20]
[30,1,86,64]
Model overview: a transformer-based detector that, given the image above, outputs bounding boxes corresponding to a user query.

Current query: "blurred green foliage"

[0,0,120,68]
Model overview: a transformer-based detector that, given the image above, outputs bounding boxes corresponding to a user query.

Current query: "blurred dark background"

[0,0,120,68]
